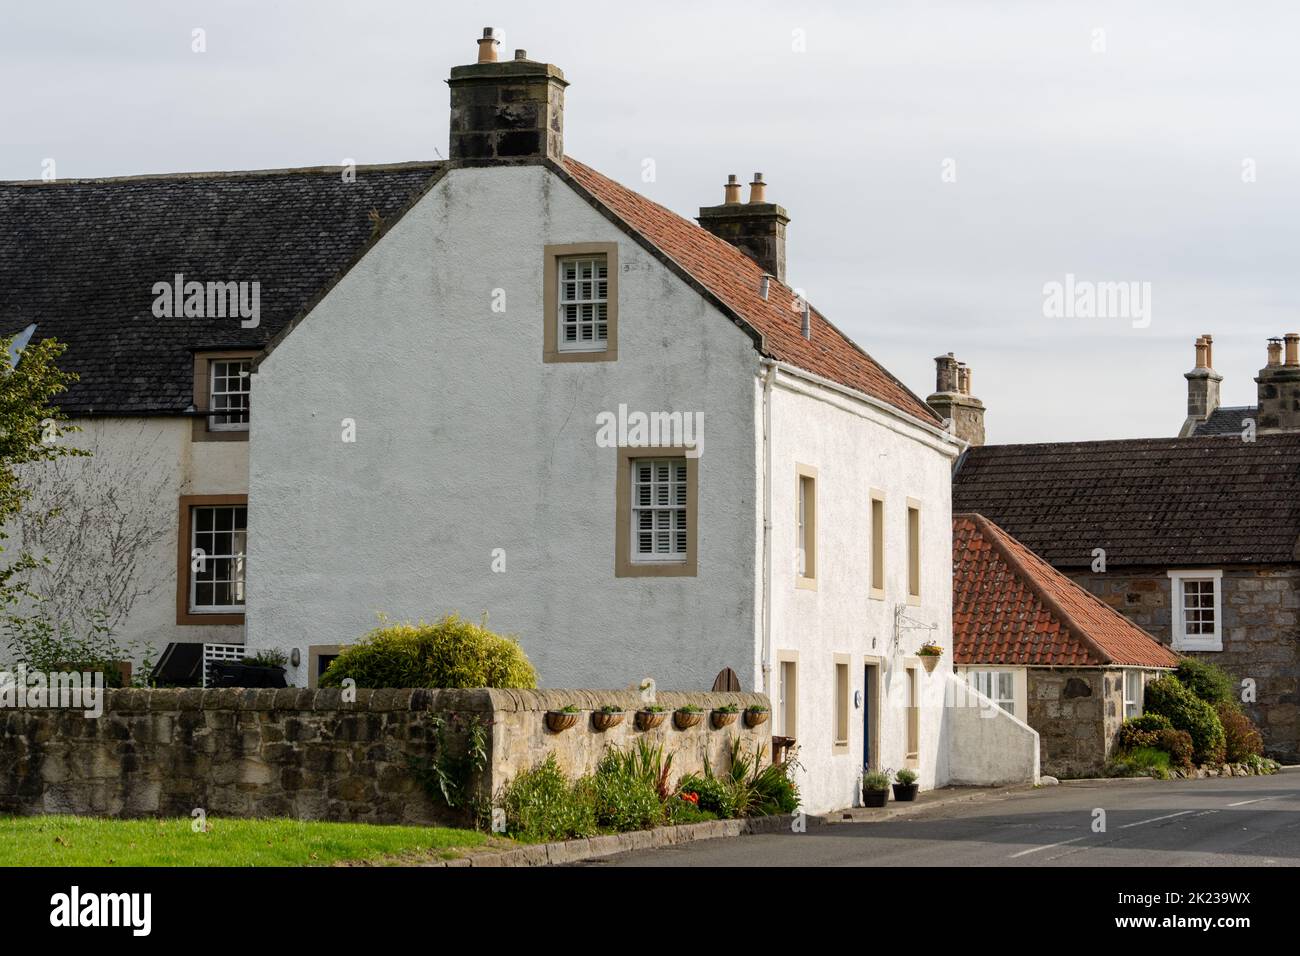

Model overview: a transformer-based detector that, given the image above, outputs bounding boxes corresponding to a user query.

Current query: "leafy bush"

[1174,658,1235,707]
[1106,747,1171,780]
[895,768,919,786]
[1156,728,1195,771]
[677,772,737,818]
[666,793,717,825]
[1245,754,1280,775]
[243,648,288,668]
[593,745,666,832]
[498,754,596,842]
[1143,675,1225,765]
[862,770,891,792]
[320,614,537,689]
[751,761,801,815]
[1116,713,1174,751]
[1216,703,1264,763]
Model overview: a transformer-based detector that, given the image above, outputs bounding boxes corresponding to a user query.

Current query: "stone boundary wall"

[0,688,772,825]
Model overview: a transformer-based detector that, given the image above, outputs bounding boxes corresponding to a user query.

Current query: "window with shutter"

[632,458,688,561]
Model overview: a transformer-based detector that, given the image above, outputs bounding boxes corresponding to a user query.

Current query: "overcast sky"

[4,1,1298,443]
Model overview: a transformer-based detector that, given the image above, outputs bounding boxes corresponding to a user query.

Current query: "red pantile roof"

[953,513,1181,669]
[560,158,942,426]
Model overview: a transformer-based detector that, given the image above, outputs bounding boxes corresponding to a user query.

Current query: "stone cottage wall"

[1070,566,1300,762]
[1026,668,1124,778]
[0,688,771,824]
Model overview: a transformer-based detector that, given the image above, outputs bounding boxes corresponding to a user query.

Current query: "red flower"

[681,791,699,805]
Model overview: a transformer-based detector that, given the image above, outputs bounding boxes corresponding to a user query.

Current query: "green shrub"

[1116,713,1173,751]
[1157,728,1195,771]
[1216,703,1264,762]
[895,768,919,786]
[862,770,891,792]
[750,761,801,815]
[1174,658,1235,707]
[1106,747,1171,780]
[1245,754,1280,775]
[666,794,717,825]
[594,747,665,832]
[1143,675,1225,765]
[320,614,537,689]
[677,772,738,819]
[498,754,597,843]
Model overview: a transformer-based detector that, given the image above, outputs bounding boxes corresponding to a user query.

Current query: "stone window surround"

[307,644,348,689]
[795,464,817,590]
[903,657,921,768]
[543,242,619,363]
[192,350,258,442]
[776,650,799,739]
[869,489,886,600]
[1167,569,1224,651]
[832,653,851,754]
[906,496,923,606]
[175,493,247,626]
[614,446,697,577]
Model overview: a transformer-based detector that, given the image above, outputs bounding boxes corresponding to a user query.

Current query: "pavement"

[581,768,1300,866]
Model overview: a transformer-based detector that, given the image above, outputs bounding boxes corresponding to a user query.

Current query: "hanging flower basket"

[711,708,739,729]
[591,709,625,732]
[673,707,704,730]
[635,709,667,731]
[545,709,580,733]
[743,706,770,728]
[918,643,943,673]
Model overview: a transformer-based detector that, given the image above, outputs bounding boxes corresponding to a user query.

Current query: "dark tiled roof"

[561,158,943,425]
[1188,405,1258,436]
[953,514,1180,668]
[0,164,440,414]
[952,434,1300,568]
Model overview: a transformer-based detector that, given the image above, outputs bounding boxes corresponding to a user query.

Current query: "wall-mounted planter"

[919,655,941,674]
[635,710,667,731]
[743,709,769,728]
[673,709,704,730]
[592,710,625,732]
[710,710,738,729]
[545,710,580,733]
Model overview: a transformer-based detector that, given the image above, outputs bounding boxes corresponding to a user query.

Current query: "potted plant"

[212,649,289,688]
[635,705,668,731]
[892,767,920,802]
[711,703,740,729]
[592,704,625,732]
[743,703,770,728]
[862,769,891,807]
[917,641,943,674]
[673,704,704,730]
[545,704,581,732]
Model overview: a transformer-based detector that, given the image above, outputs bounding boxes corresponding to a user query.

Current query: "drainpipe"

[760,359,776,695]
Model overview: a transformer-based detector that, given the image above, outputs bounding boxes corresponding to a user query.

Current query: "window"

[778,657,798,738]
[906,500,921,603]
[969,670,1016,717]
[543,243,619,363]
[192,351,256,441]
[176,495,247,625]
[833,656,850,751]
[308,645,349,688]
[1123,670,1144,719]
[869,491,885,599]
[614,447,696,577]
[208,358,251,431]
[1167,570,1223,651]
[796,465,817,588]
[905,665,920,761]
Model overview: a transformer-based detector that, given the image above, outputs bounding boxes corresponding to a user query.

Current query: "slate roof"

[1187,405,1258,436]
[0,163,441,414]
[953,514,1181,668]
[952,435,1300,568]
[3,156,941,427]
[561,158,942,425]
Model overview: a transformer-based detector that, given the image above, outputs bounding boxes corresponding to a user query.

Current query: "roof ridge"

[960,512,1115,665]
[2,160,442,187]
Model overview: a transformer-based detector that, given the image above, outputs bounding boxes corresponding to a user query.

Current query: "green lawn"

[0,815,489,867]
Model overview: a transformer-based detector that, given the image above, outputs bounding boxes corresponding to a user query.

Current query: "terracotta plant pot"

[744,709,770,728]
[635,710,667,731]
[919,655,940,674]
[545,711,580,733]
[862,789,889,808]
[892,782,919,802]
[591,710,624,732]
[673,709,704,730]
[711,710,739,729]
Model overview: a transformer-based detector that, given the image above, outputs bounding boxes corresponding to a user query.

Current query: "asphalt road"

[586,770,1300,866]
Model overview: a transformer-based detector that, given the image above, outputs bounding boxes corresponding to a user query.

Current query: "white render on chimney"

[246,161,994,812]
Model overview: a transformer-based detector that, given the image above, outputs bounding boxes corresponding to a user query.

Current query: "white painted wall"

[763,368,960,813]
[3,416,247,670]
[247,165,761,691]
[944,672,1041,786]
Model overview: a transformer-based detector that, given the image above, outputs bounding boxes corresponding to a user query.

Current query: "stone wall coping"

[21,687,770,715]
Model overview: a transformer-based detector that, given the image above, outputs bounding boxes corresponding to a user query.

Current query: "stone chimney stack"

[927,353,986,446]
[696,172,790,282]
[1256,333,1300,433]
[446,28,568,163]
[1183,334,1223,426]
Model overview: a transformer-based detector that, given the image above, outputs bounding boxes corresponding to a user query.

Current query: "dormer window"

[543,243,618,363]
